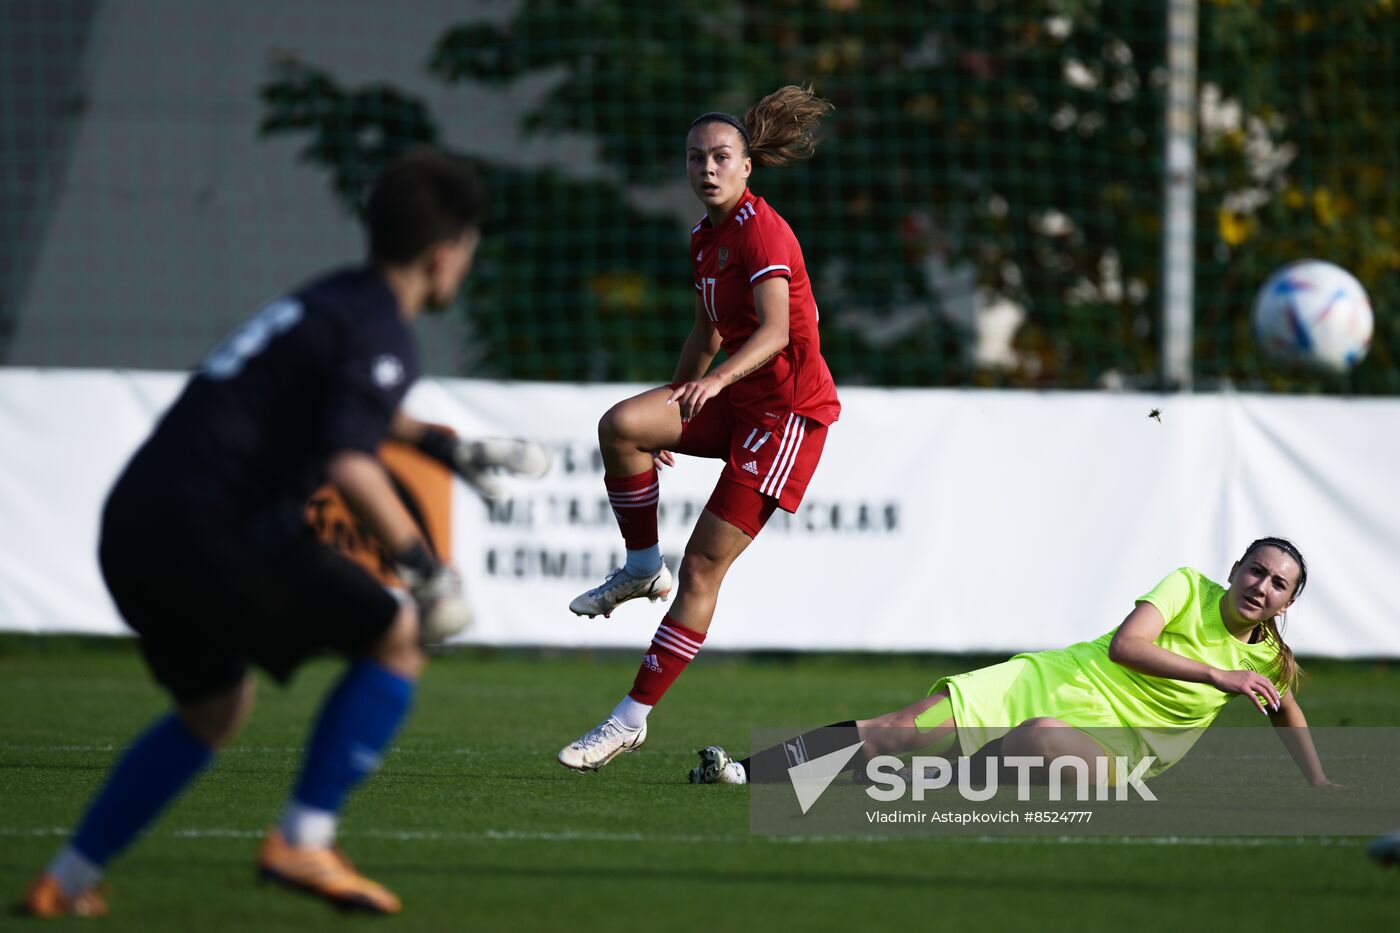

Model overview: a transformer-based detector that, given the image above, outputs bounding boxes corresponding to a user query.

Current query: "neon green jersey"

[1070,566,1288,729]
[928,568,1286,775]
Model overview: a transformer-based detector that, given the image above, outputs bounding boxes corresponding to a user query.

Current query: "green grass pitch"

[2,639,1397,931]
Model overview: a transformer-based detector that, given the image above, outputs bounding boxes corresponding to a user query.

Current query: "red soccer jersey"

[690,189,841,425]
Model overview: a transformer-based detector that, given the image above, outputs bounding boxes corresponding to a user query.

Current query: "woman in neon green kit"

[691,537,1338,787]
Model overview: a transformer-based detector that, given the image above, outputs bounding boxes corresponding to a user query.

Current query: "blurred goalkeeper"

[22,149,546,918]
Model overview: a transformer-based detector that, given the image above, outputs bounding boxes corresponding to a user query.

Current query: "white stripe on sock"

[610,496,659,509]
[608,484,659,503]
[652,633,698,660]
[657,624,703,652]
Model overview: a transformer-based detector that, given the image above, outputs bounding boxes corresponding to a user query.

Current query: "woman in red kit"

[559,85,841,771]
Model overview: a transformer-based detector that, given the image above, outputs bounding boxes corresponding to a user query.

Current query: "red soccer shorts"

[671,384,829,538]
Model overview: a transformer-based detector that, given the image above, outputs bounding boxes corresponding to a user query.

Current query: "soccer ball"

[1252,259,1374,373]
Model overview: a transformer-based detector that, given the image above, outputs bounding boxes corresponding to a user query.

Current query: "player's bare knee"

[1005,718,1068,758]
[597,407,620,446]
[1020,716,1068,729]
[677,549,724,595]
[599,399,644,447]
[371,602,426,679]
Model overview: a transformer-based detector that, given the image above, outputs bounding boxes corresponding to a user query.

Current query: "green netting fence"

[2,0,1396,392]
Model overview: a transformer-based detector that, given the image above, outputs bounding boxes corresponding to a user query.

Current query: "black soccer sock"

[738,720,861,784]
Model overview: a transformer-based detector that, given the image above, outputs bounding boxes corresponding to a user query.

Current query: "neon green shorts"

[917,650,1134,766]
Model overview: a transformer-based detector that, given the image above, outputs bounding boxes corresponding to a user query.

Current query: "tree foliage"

[260,0,1398,391]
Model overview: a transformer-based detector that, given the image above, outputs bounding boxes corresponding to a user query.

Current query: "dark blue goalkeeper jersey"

[109,266,418,548]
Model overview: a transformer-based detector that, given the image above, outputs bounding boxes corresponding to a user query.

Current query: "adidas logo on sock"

[642,653,663,673]
[741,460,759,475]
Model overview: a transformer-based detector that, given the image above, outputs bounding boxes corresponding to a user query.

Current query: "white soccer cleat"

[454,438,551,500]
[398,560,472,644]
[1369,831,1400,867]
[421,593,472,644]
[568,563,673,619]
[689,745,747,785]
[558,717,647,772]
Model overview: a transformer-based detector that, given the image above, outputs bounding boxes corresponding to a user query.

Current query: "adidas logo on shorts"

[741,460,759,475]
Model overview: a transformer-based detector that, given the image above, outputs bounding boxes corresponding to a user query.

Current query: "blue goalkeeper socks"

[69,713,213,866]
[291,661,414,813]
[62,663,412,867]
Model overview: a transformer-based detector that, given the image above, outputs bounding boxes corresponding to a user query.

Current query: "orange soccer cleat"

[21,873,108,919]
[256,828,401,914]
